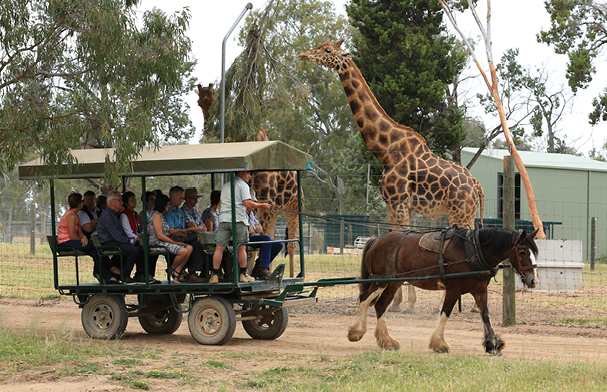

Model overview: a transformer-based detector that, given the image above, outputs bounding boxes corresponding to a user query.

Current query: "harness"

[368,229,413,278]
[463,225,499,281]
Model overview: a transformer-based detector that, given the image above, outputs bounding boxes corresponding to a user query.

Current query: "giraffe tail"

[478,184,485,226]
[283,226,289,257]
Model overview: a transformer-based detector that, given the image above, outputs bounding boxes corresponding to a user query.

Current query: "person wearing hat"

[164,185,206,282]
[182,187,207,231]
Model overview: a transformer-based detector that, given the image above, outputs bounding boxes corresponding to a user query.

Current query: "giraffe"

[299,39,484,312]
[194,83,214,121]
[250,128,303,277]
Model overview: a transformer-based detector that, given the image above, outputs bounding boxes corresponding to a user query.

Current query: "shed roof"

[18,141,313,180]
[461,147,607,173]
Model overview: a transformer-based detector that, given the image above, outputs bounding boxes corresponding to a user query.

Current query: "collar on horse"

[464,225,499,281]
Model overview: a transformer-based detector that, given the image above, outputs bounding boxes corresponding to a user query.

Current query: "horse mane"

[450,227,538,257]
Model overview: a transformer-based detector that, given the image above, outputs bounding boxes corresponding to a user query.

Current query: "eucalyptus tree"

[538,0,607,125]
[0,0,196,182]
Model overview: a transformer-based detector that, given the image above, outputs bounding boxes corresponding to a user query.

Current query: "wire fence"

[1,153,607,327]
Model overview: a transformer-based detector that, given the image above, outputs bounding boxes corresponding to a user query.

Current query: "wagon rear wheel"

[81,295,128,339]
[242,306,288,340]
[188,296,236,345]
[138,303,183,334]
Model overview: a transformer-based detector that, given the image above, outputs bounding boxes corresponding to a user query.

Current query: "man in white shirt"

[78,190,102,238]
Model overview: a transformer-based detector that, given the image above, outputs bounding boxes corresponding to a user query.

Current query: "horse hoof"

[388,306,401,313]
[432,347,450,354]
[347,331,363,342]
[490,350,503,356]
[380,340,401,350]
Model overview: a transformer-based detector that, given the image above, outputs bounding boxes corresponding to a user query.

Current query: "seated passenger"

[56,193,110,283]
[246,192,283,279]
[78,190,101,238]
[120,191,158,283]
[141,191,156,231]
[96,195,108,213]
[96,191,147,284]
[201,190,221,232]
[182,187,208,231]
[164,185,205,282]
[149,194,194,284]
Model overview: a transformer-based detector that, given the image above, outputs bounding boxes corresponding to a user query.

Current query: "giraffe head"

[298,39,353,73]
[257,127,268,142]
[194,83,214,120]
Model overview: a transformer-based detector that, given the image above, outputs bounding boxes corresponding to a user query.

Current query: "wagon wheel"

[242,306,288,340]
[188,296,236,345]
[138,303,183,334]
[81,295,128,339]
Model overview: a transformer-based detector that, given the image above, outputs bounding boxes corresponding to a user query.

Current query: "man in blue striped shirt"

[164,186,205,282]
[97,191,144,283]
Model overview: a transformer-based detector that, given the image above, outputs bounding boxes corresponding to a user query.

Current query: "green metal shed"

[461,148,607,260]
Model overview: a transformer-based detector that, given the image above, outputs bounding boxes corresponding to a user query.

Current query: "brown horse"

[348,227,539,355]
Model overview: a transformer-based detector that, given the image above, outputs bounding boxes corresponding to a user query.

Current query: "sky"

[136,1,606,157]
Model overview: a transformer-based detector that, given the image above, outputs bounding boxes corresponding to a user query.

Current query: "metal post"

[29,201,35,255]
[590,217,596,271]
[220,3,253,143]
[502,156,516,326]
[339,219,344,255]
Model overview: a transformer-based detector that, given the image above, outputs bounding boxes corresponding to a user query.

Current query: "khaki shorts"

[215,222,249,247]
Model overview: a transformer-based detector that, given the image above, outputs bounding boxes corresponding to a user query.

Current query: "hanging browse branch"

[439,0,546,239]
[205,0,307,142]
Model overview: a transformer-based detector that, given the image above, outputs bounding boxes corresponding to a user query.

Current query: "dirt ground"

[1,296,607,391]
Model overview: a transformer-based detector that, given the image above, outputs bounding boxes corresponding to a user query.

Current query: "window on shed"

[498,172,521,219]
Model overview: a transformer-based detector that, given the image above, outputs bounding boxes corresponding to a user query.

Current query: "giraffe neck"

[338,59,427,164]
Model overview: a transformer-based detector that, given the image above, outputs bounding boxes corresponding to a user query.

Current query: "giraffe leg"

[285,207,299,278]
[348,286,385,342]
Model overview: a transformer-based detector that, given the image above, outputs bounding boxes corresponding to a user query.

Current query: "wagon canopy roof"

[18,141,314,180]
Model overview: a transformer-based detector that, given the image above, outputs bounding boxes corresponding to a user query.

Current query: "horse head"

[511,228,539,288]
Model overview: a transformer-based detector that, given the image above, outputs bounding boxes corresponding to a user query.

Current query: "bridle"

[513,240,537,274]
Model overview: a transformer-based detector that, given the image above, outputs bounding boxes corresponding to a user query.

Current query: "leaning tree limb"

[440,0,546,239]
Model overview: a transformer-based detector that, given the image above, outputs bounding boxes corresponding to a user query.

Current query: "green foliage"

[538,0,607,124]
[0,0,196,181]
[478,49,574,153]
[346,0,468,154]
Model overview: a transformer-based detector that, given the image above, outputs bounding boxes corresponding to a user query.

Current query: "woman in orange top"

[57,193,114,283]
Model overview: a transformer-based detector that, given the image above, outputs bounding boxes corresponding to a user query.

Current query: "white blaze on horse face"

[523,251,538,288]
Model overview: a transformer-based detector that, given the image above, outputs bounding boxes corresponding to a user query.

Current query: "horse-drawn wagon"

[18,142,540,355]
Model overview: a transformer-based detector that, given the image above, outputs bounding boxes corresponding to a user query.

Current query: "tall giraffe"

[250,128,303,277]
[299,40,484,312]
[194,83,214,121]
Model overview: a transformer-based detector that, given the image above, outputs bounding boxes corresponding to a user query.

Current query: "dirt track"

[1,297,607,391]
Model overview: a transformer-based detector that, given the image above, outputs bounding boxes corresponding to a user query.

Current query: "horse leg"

[373,283,402,350]
[348,285,386,342]
[472,290,505,356]
[428,290,459,353]
[388,286,403,312]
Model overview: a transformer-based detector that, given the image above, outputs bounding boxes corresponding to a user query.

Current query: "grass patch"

[145,369,188,379]
[555,317,607,325]
[206,360,230,369]
[239,351,607,391]
[112,358,144,366]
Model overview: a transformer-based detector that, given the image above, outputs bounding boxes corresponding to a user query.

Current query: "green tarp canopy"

[18,141,314,180]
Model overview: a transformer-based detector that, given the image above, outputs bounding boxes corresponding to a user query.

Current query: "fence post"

[369,210,375,238]
[590,217,596,271]
[502,156,516,326]
[340,219,344,255]
[30,202,36,255]
[40,211,46,244]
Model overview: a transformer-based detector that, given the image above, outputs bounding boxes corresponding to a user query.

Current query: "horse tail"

[359,237,377,301]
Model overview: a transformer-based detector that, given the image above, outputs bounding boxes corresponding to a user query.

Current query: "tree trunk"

[487,63,546,239]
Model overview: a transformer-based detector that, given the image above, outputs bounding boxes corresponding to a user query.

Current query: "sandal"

[169,268,182,284]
